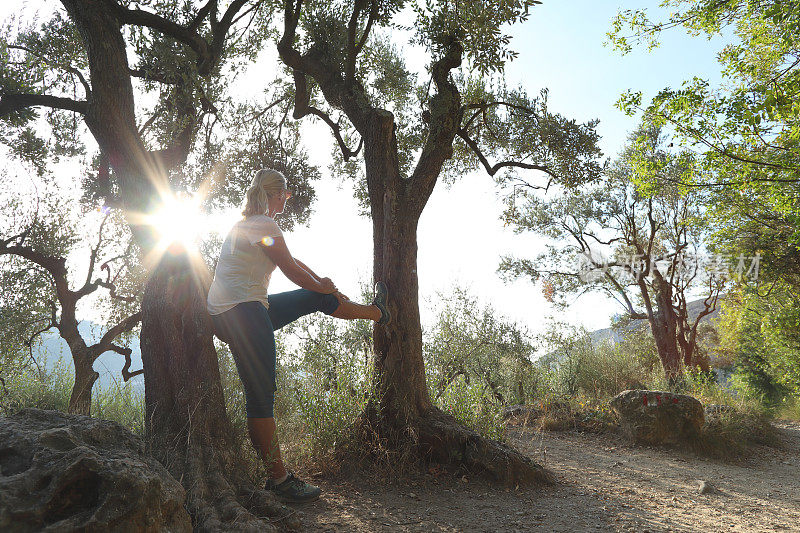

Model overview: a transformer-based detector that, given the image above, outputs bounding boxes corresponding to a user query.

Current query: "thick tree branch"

[93,311,142,359]
[119,345,145,381]
[0,226,33,250]
[0,245,69,289]
[112,0,247,77]
[209,0,249,67]
[345,0,375,81]
[111,2,213,73]
[278,0,373,133]
[354,0,378,59]
[291,71,362,159]
[345,0,363,81]
[48,300,59,329]
[408,41,464,215]
[0,93,88,118]
[188,0,218,32]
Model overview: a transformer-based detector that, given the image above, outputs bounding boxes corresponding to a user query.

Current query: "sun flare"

[148,193,206,248]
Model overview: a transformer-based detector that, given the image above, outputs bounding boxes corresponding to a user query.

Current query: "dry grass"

[504,392,784,463]
[690,408,783,461]
[505,396,618,433]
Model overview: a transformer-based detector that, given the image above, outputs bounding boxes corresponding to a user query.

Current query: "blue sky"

[506,0,728,159]
[1,1,732,343]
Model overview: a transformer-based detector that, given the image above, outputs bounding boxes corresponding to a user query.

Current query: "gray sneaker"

[373,281,391,325]
[265,472,321,503]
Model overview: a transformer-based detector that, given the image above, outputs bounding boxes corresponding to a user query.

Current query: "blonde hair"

[242,168,287,217]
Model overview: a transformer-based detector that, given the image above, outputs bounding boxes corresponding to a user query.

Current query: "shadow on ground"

[288,422,800,532]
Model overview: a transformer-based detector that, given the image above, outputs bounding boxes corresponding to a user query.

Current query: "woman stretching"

[207,168,390,503]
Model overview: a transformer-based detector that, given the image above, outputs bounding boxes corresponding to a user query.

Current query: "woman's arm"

[294,258,320,281]
[258,236,336,293]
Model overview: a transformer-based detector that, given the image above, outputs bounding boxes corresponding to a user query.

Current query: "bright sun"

[148,194,206,248]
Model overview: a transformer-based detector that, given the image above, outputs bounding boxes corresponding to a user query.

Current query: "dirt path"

[294,422,800,532]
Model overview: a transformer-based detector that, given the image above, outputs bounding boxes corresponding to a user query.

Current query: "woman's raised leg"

[267,288,381,329]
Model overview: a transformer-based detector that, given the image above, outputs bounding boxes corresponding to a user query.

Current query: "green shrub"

[435,374,505,441]
[549,335,658,399]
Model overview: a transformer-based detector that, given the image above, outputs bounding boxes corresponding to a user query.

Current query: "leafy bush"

[538,320,659,398]
[714,287,800,404]
[425,286,534,438]
[436,374,505,440]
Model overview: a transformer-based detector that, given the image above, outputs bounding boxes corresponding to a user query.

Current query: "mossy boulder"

[610,390,704,445]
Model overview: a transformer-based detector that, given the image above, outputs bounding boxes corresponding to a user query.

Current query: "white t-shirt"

[207,215,284,315]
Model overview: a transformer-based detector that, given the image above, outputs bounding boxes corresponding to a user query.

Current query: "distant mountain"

[36,298,721,390]
[34,321,144,392]
[536,297,723,367]
[589,297,721,346]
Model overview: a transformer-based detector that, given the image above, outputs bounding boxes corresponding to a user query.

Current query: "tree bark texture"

[642,275,682,380]
[643,270,713,381]
[68,355,99,415]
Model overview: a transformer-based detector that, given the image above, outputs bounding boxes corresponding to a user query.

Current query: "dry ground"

[287,421,800,532]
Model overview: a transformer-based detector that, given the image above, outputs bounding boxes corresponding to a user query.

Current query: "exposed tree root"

[353,405,554,487]
[417,409,554,486]
[174,444,300,532]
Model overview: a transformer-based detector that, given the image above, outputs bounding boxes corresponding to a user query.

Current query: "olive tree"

[273,0,602,483]
[0,189,142,415]
[500,127,725,380]
[0,1,306,528]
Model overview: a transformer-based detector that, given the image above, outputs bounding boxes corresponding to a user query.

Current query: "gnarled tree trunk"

[140,251,298,531]
[645,270,715,382]
[69,354,99,415]
[359,110,552,486]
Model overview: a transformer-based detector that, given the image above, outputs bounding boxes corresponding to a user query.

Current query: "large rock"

[610,390,705,445]
[0,408,191,532]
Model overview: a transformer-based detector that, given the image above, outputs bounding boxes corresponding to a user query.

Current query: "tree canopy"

[607,0,800,390]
